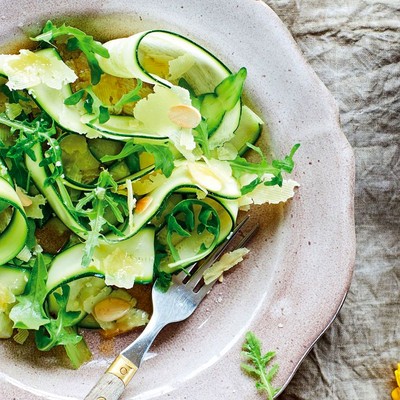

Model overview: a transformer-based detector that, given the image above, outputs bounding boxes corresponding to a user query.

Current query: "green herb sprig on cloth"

[241,331,280,400]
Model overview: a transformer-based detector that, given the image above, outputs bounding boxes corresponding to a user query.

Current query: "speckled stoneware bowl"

[0,1,355,399]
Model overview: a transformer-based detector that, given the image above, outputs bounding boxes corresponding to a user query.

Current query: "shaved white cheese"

[126,179,137,234]
[203,157,233,181]
[239,175,299,206]
[133,84,197,159]
[16,188,46,219]
[168,53,196,81]
[0,284,15,313]
[216,142,239,161]
[16,246,31,262]
[0,50,77,90]
[188,162,223,192]
[203,248,250,285]
[15,186,32,207]
[99,247,152,289]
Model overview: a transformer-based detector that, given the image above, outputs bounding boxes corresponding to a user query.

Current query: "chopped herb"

[0,112,63,186]
[101,142,175,178]
[113,80,143,112]
[230,143,300,191]
[35,286,82,351]
[74,170,126,267]
[9,254,50,330]
[64,86,110,124]
[193,120,211,158]
[31,20,110,85]
[166,199,219,263]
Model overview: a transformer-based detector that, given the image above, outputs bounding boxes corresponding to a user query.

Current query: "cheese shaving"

[203,247,250,285]
[0,50,77,90]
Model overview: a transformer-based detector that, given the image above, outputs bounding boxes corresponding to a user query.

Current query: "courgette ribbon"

[0,176,28,264]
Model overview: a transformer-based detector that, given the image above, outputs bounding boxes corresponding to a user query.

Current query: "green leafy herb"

[0,112,63,185]
[9,254,50,330]
[0,146,29,188]
[31,20,110,85]
[113,80,143,112]
[154,271,172,293]
[0,84,30,104]
[64,333,92,369]
[74,170,126,267]
[64,86,110,124]
[142,143,175,177]
[101,142,175,178]
[241,331,280,400]
[35,286,82,351]
[230,143,300,191]
[193,120,211,158]
[166,199,219,262]
[152,239,171,292]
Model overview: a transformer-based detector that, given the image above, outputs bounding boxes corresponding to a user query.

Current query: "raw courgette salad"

[0,21,299,367]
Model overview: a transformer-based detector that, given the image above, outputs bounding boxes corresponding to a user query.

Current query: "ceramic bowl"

[0,0,355,398]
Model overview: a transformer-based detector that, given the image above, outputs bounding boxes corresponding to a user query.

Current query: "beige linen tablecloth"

[262,1,399,398]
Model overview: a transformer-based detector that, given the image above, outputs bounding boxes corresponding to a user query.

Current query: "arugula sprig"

[9,254,50,330]
[31,20,110,85]
[230,143,300,193]
[35,286,82,352]
[166,199,220,263]
[64,86,110,124]
[0,84,30,104]
[241,331,280,400]
[153,240,172,293]
[64,81,143,124]
[101,141,175,178]
[75,170,127,267]
[0,112,63,185]
[112,79,143,113]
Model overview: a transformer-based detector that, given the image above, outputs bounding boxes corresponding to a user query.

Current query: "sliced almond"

[94,297,132,322]
[188,162,223,192]
[15,186,32,207]
[135,196,153,213]
[168,104,201,128]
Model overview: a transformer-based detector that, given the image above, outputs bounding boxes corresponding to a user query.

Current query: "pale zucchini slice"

[46,226,156,294]
[97,30,243,148]
[0,177,29,264]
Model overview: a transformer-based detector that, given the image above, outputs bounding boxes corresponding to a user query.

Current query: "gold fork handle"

[84,355,138,400]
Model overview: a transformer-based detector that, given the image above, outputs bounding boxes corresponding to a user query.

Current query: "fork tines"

[175,215,258,293]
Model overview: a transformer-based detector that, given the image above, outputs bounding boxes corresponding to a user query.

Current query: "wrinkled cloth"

[262,0,400,398]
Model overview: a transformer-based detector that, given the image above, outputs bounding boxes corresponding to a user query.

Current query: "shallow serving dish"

[0,0,355,399]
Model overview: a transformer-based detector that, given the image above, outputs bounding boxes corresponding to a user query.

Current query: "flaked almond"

[15,186,32,207]
[135,196,153,213]
[94,297,132,322]
[168,104,201,128]
[188,162,223,192]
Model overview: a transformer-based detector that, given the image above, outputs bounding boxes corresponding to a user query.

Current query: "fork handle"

[84,373,124,400]
[84,354,138,400]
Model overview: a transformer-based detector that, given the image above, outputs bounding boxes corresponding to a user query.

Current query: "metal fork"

[84,216,257,400]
